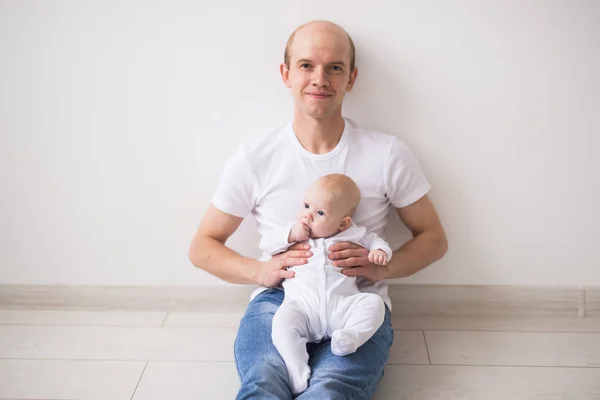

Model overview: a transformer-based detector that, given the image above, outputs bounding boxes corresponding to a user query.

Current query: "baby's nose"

[304,214,313,223]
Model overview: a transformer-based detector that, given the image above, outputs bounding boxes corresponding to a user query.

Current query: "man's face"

[281,24,358,120]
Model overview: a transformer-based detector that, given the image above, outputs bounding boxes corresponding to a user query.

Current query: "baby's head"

[299,174,361,239]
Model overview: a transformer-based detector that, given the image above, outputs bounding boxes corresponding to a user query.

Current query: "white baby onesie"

[259,221,393,395]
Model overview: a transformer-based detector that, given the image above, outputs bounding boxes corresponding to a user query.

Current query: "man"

[189,20,447,399]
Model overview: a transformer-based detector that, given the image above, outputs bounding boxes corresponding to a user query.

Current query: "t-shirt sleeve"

[211,146,259,218]
[385,137,431,208]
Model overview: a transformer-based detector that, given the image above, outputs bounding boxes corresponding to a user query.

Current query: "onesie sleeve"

[360,232,393,261]
[211,146,260,218]
[385,136,431,208]
[258,222,296,256]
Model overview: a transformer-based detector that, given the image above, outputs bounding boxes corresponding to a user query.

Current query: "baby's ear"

[338,216,352,232]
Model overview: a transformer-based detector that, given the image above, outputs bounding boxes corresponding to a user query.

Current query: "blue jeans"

[234,288,394,399]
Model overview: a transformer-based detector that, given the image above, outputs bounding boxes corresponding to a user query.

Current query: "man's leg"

[234,288,293,400]
[296,305,393,400]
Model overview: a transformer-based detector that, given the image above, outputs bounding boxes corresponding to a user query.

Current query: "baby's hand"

[368,249,388,266]
[289,221,311,243]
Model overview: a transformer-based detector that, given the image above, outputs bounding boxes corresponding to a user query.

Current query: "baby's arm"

[258,222,296,256]
[360,233,393,266]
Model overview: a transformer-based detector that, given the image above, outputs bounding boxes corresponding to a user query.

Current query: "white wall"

[1,0,599,287]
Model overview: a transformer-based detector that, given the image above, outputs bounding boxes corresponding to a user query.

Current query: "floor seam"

[161,310,170,327]
[130,360,148,400]
[422,330,432,364]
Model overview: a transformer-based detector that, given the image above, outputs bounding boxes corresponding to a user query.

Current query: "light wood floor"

[1,308,599,399]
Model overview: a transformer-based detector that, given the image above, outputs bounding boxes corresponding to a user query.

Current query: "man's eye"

[317,210,325,216]
[304,203,309,209]
[300,63,311,69]
[331,66,342,72]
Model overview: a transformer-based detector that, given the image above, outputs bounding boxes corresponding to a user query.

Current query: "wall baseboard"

[0,284,597,317]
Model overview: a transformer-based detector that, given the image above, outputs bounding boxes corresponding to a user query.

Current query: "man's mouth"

[306,92,333,100]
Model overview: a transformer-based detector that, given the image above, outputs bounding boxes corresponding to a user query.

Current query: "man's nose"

[311,66,329,87]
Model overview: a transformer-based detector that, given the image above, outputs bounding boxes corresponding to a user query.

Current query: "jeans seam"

[233,330,242,382]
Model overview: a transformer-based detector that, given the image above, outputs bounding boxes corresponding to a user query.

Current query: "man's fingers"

[328,242,361,252]
[280,257,308,268]
[342,267,365,276]
[329,248,367,260]
[288,250,312,259]
[280,270,295,279]
[333,257,366,267]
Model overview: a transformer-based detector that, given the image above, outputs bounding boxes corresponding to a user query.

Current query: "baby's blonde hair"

[316,174,361,216]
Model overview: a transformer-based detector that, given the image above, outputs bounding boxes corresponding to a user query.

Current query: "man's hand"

[329,242,390,282]
[256,243,312,288]
[289,221,311,243]
[368,249,388,265]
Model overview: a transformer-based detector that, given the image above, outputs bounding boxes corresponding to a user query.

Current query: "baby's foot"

[331,329,359,356]
[289,365,310,395]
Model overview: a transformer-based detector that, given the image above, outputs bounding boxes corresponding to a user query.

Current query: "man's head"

[299,174,361,239]
[280,21,358,121]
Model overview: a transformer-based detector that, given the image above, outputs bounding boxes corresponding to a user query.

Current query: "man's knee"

[245,357,287,380]
[238,357,292,399]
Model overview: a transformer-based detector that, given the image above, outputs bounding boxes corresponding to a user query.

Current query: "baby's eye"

[317,210,325,216]
[304,203,309,209]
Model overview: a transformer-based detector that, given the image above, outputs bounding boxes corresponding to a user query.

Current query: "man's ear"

[280,63,292,88]
[338,216,352,232]
[346,67,358,92]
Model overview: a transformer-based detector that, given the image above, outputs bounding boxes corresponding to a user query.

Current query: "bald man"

[189,20,448,399]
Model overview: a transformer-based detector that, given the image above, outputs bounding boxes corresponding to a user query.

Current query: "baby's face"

[299,184,347,239]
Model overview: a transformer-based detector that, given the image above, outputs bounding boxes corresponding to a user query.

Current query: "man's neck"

[292,112,345,155]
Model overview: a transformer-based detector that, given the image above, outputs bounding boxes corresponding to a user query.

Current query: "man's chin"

[302,107,333,120]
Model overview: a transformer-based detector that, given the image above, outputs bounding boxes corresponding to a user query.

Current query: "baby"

[259,173,392,395]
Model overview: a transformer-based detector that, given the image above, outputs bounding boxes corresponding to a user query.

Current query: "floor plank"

[0,326,236,361]
[130,362,600,400]
[394,315,600,332]
[0,309,167,327]
[0,325,428,365]
[389,330,430,365]
[425,330,600,367]
[374,365,600,400]
[133,361,239,400]
[164,311,244,328]
[0,359,145,400]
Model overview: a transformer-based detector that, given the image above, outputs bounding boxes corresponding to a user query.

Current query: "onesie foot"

[331,330,358,356]
[289,366,310,395]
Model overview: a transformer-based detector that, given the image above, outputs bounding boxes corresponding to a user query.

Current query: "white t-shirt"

[211,117,431,310]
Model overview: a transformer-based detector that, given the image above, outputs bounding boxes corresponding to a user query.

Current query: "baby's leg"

[330,293,385,357]
[271,300,312,395]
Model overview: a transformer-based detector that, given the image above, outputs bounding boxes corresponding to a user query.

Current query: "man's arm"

[386,194,447,278]
[189,204,312,286]
[330,195,447,281]
[189,204,259,284]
